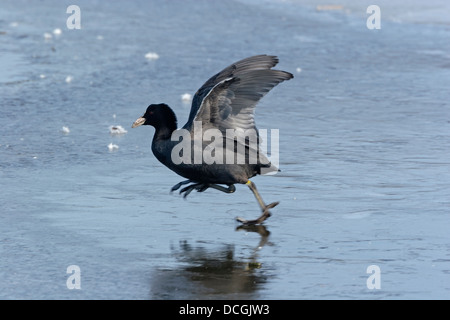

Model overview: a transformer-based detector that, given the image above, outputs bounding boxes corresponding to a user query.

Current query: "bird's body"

[151,125,271,185]
[132,55,293,224]
[151,140,244,185]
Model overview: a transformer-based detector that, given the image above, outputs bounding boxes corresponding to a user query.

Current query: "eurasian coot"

[132,55,293,224]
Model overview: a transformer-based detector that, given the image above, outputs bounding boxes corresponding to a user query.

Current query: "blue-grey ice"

[109,125,127,135]
[0,0,449,300]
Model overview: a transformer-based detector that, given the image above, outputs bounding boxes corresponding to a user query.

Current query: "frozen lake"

[1,0,449,299]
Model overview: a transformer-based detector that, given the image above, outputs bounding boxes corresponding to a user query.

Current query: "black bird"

[132,55,293,224]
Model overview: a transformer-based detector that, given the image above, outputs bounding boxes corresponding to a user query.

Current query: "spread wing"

[181,55,293,173]
[182,55,293,133]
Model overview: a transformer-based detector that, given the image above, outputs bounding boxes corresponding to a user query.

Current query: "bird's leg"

[236,180,279,225]
[208,184,236,194]
[171,180,192,192]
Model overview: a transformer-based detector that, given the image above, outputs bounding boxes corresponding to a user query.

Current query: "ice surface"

[61,126,70,134]
[109,125,128,135]
[1,0,449,300]
[181,93,192,102]
[107,143,119,151]
[65,76,73,83]
[144,52,160,60]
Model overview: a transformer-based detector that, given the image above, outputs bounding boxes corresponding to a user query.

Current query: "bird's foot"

[172,181,236,198]
[170,180,192,193]
[236,201,279,226]
[179,183,209,198]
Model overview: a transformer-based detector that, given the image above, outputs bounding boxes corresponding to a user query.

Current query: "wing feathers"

[181,55,292,172]
[195,69,293,132]
[184,55,285,129]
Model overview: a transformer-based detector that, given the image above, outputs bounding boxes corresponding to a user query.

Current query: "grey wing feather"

[183,54,283,130]
[196,69,293,133]
[182,55,293,174]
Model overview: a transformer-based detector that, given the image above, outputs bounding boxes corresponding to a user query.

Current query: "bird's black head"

[132,103,177,138]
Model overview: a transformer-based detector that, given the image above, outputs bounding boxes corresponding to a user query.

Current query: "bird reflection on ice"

[150,226,271,299]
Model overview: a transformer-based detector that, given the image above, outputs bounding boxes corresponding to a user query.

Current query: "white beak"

[131,117,146,128]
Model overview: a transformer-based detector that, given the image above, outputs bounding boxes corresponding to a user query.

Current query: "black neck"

[154,122,177,141]
[153,108,177,141]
